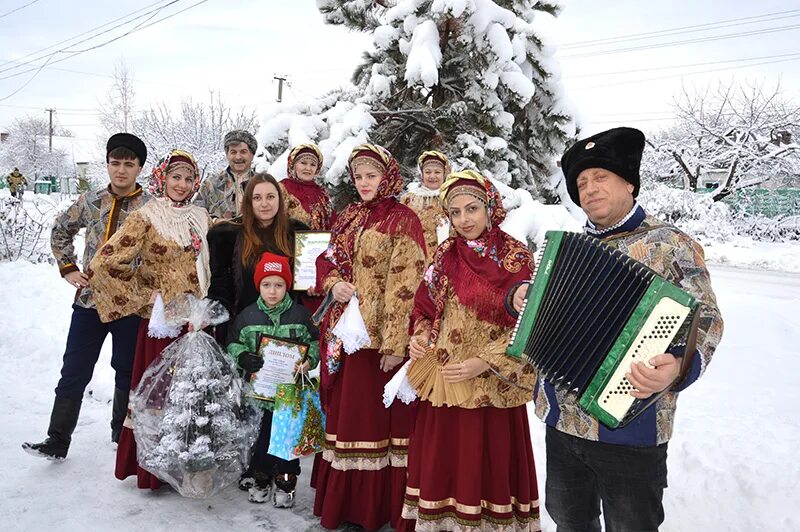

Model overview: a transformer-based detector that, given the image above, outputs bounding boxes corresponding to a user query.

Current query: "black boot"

[110,388,129,444]
[22,397,82,460]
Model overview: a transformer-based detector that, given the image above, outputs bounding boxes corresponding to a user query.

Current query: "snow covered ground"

[1,259,797,531]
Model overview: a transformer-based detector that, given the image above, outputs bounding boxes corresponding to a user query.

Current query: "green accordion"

[506,231,697,428]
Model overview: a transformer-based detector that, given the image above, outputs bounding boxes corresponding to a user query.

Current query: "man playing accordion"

[509,127,724,532]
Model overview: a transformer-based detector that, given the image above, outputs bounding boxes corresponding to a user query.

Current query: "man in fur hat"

[194,129,257,220]
[22,133,150,460]
[509,127,724,531]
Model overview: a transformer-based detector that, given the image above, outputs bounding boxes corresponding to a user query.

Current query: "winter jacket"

[193,167,254,220]
[226,294,320,411]
[6,171,27,192]
[531,205,724,446]
[51,184,150,308]
[207,217,310,318]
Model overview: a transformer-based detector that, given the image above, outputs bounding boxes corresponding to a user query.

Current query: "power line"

[0,0,181,77]
[0,0,173,69]
[561,8,800,49]
[570,55,800,91]
[0,0,40,20]
[564,51,800,79]
[0,0,209,100]
[560,23,800,59]
[0,55,56,102]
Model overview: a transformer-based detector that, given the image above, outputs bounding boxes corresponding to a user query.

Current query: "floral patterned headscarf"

[347,143,404,202]
[287,143,323,181]
[417,150,451,176]
[149,149,201,206]
[439,169,506,229]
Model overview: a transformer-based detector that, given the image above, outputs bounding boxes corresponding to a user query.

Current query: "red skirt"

[397,402,540,532]
[114,319,177,490]
[313,348,414,531]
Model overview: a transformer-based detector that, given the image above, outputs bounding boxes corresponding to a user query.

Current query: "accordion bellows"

[507,231,697,428]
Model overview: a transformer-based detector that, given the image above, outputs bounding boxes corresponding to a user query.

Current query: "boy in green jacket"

[227,252,320,507]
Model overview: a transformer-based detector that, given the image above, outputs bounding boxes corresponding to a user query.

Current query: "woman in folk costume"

[400,150,451,260]
[88,149,211,490]
[279,143,332,315]
[398,170,540,532]
[313,144,427,531]
[280,143,333,231]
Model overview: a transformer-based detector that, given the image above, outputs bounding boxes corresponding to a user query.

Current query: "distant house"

[45,136,98,193]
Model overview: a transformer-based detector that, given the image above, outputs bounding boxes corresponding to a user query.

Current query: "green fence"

[721,188,800,218]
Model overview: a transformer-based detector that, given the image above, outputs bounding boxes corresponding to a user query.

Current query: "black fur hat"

[561,127,645,206]
[106,133,147,166]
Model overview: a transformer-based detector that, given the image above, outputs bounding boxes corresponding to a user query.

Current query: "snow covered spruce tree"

[259,0,573,204]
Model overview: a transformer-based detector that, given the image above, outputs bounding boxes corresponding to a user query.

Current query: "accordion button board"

[586,297,690,424]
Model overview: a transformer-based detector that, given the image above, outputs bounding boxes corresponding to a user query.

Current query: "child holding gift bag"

[226,251,320,506]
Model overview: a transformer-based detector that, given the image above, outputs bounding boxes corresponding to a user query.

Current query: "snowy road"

[0,262,797,531]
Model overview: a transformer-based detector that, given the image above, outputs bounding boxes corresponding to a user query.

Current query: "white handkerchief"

[382,359,417,408]
[332,295,371,354]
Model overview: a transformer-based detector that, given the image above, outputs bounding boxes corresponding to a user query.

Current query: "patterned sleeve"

[666,233,724,391]
[380,224,426,358]
[87,211,150,323]
[51,194,87,276]
[193,176,212,211]
[476,329,528,377]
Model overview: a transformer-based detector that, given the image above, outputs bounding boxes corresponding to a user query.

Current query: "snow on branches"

[643,81,800,201]
[0,192,63,264]
[259,0,574,203]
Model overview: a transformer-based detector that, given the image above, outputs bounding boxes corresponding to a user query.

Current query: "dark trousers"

[250,409,301,477]
[545,426,668,532]
[54,305,140,399]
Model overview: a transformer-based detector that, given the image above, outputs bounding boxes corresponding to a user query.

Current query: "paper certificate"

[248,335,309,402]
[293,231,332,291]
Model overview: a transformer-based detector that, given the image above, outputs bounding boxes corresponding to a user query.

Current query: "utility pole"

[273,75,286,103]
[45,108,56,152]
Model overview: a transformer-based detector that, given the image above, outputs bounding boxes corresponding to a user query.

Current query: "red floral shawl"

[285,144,332,230]
[315,144,424,391]
[411,174,533,343]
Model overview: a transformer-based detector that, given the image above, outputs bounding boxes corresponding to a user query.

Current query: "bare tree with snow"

[643,81,800,201]
[98,59,136,134]
[0,116,71,181]
[132,92,259,178]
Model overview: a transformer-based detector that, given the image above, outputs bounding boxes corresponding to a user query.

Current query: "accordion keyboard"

[596,296,691,422]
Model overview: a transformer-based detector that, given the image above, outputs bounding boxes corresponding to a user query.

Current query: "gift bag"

[267,378,326,461]
[131,295,262,499]
[332,294,371,354]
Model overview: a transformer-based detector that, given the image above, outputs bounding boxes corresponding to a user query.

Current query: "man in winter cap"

[194,129,258,220]
[6,167,28,199]
[22,132,151,460]
[508,127,725,531]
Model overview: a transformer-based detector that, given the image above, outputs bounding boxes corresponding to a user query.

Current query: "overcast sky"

[0,0,798,151]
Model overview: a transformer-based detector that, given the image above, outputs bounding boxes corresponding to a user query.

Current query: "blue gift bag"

[267,379,326,461]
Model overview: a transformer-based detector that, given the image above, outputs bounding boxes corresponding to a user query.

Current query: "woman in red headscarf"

[279,143,333,314]
[312,144,426,531]
[398,170,540,532]
[280,143,332,231]
[88,149,211,491]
